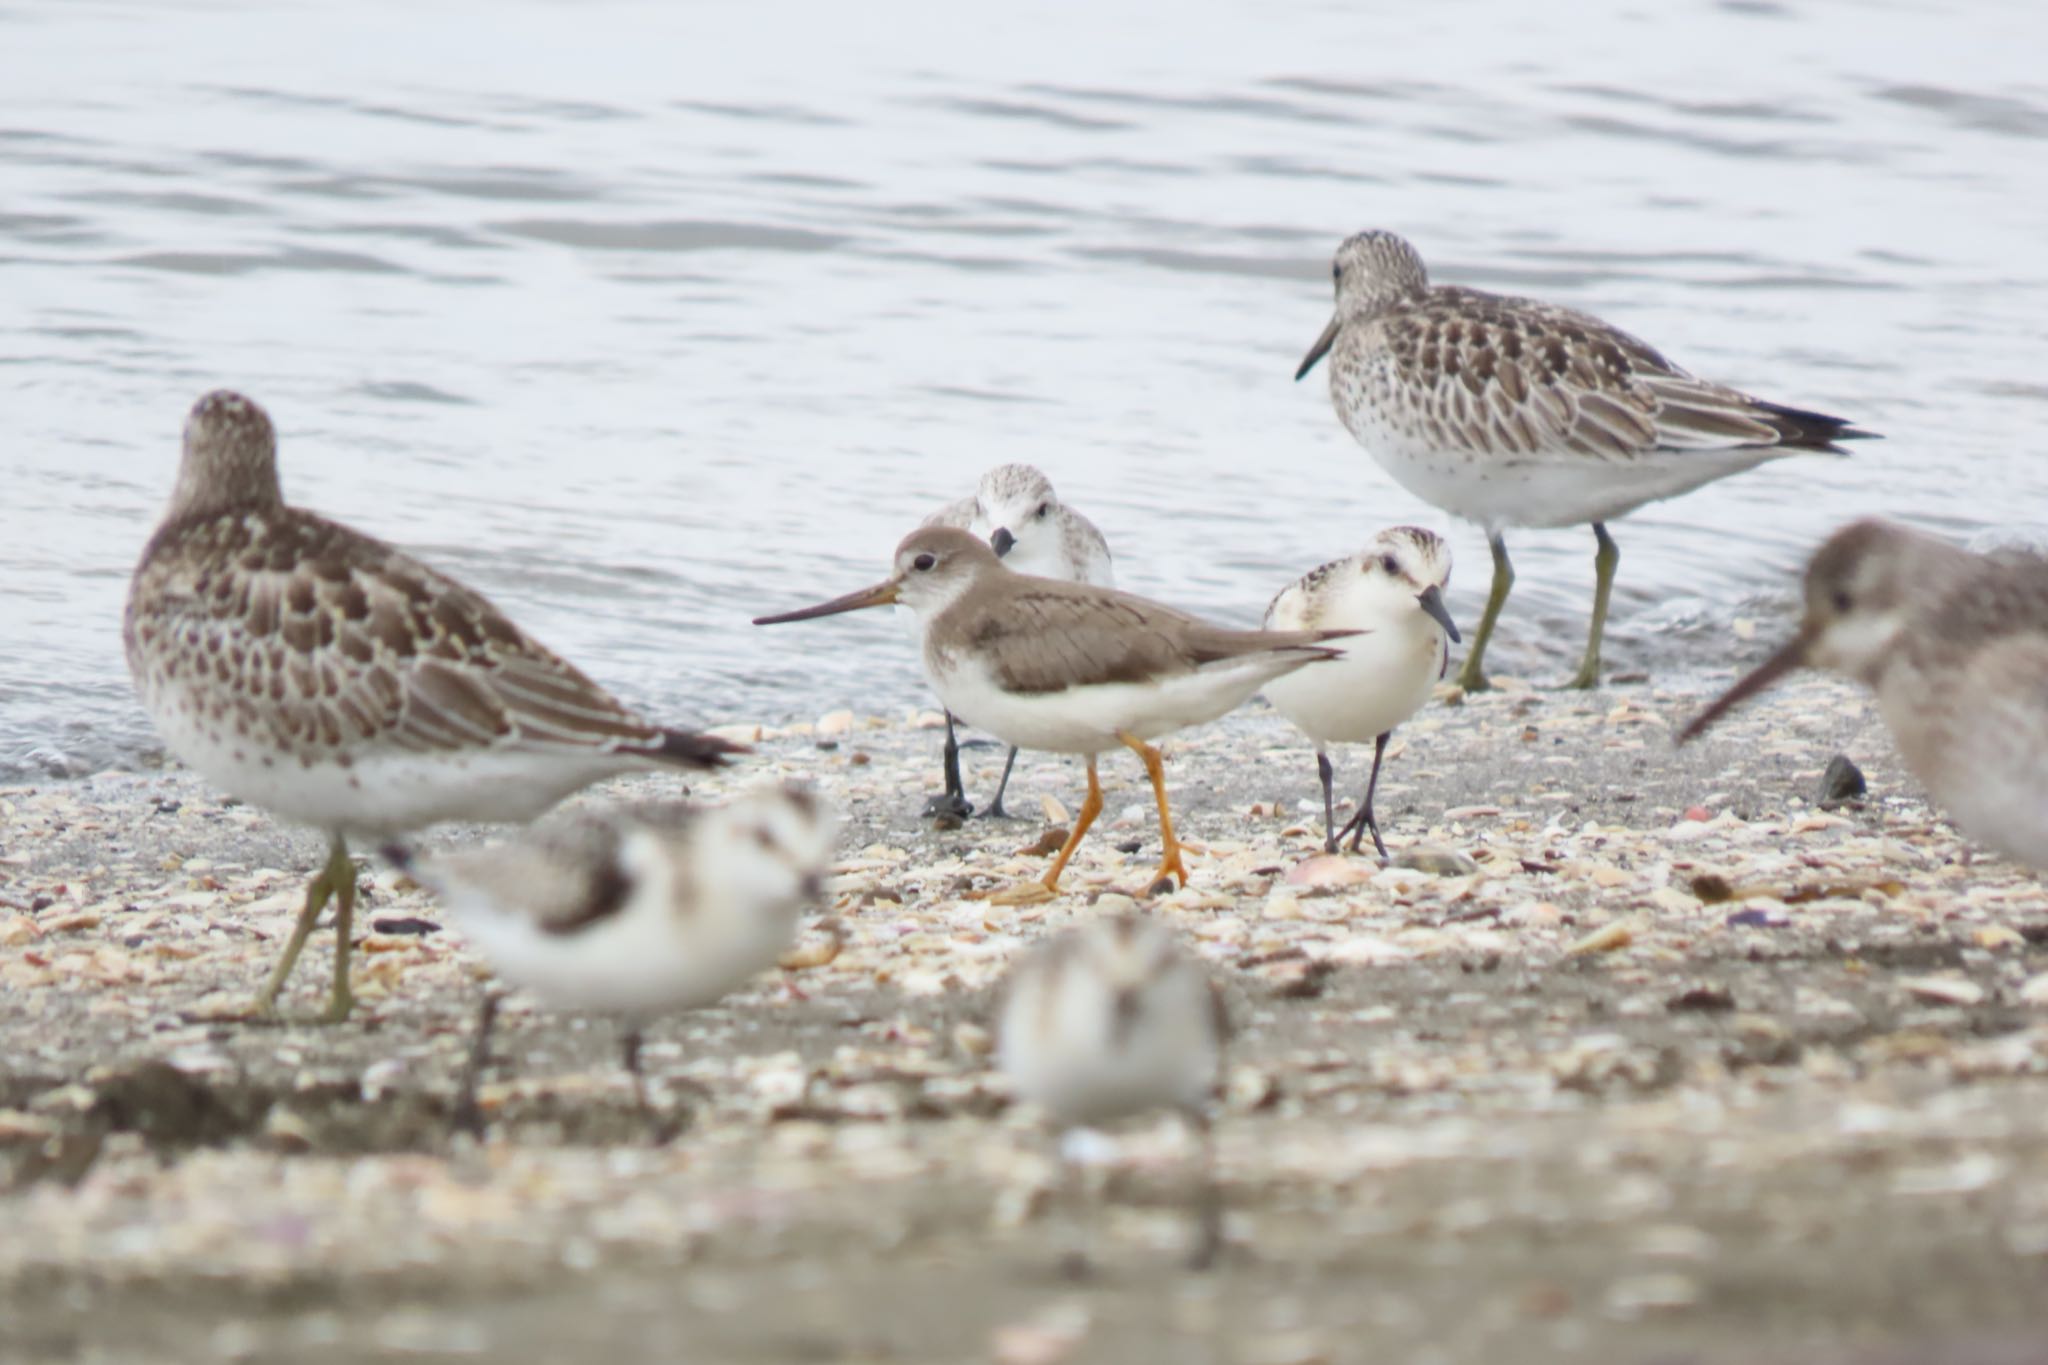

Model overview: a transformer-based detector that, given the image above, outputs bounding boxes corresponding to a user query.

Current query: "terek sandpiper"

[123,391,745,1023]
[1263,526,1460,857]
[384,784,833,1136]
[996,913,1227,1272]
[1297,229,1876,692]
[755,527,1349,899]
[924,464,1115,821]
[1682,519,2048,869]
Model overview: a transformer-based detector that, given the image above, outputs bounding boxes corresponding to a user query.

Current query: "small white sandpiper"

[923,463,1115,820]
[755,527,1350,900]
[385,784,835,1137]
[123,391,745,1022]
[996,913,1228,1273]
[1298,229,1876,692]
[1682,519,2048,870]
[1263,526,1460,857]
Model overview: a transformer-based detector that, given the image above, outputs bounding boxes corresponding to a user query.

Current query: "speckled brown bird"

[1297,229,1874,692]
[1682,518,2048,870]
[124,390,744,1022]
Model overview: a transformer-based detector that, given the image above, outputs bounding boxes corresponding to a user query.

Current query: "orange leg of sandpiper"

[1119,731,1187,892]
[1040,757,1104,892]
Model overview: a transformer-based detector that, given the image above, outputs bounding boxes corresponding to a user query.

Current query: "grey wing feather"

[961,584,1339,695]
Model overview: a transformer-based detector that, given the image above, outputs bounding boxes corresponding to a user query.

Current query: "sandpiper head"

[1270,526,1460,642]
[687,783,837,913]
[752,526,999,626]
[1681,519,1930,742]
[170,389,283,518]
[974,463,1064,563]
[1367,526,1459,642]
[1296,230,1431,380]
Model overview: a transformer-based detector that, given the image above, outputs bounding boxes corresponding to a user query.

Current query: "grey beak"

[1296,314,1341,380]
[1416,584,1461,643]
[990,527,1016,558]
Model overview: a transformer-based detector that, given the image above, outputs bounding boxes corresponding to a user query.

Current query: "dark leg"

[981,746,1023,820]
[452,990,502,1139]
[1187,1110,1222,1270]
[1336,732,1392,860]
[922,712,975,820]
[1317,751,1338,855]
[1567,522,1619,690]
[1456,532,1513,694]
[622,1024,679,1144]
[252,836,357,1022]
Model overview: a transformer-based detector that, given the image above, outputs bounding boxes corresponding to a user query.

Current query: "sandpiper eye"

[912,553,937,572]
[1830,588,1852,612]
[1380,554,1400,575]
[1035,502,1050,519]
[1332,262,1343,282]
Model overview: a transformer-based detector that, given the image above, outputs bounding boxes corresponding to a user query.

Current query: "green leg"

[1455,533,1513,693]
[250,836,357,1023]
[1567,522,1619,690]
[318,840,358,1023]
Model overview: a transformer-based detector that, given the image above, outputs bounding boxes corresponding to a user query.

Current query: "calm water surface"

[4,0,2045,777]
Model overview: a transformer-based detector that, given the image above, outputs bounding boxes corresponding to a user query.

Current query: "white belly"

[999,990,1217,1127]
[932,652,1310,754]
[456,898,794,1017]
[1264,618,1442,746]
[1336,388,1784,531]
[143,680,642,837]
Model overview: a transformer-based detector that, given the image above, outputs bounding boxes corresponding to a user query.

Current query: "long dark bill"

[752,579,901,626]
[1416,585,1461,644]
[1677,632,1811,744]
[1295,314,1340,381]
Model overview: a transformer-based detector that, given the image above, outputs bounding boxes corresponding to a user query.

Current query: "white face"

[975,464,1063,571]
[1296,526,1454,631]
[690,786,835,916]
[891,535,987,615]
[1804,606,1907,681]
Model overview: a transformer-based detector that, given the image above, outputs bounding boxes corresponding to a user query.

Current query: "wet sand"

[3,674,2046,1364]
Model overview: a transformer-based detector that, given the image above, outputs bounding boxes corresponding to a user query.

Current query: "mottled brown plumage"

[1298,229,1875,692]
[124,390,742,1021]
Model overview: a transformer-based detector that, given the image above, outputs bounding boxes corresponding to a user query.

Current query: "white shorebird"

[756,527,1349,899]
[1297,229,1875,692]
[996,913,1228,1273]
[385,785,834,1136]
[123,391,744,1022]
[924,464,1114,820]
[1264,527,1460,857]
[1682,519,2048,870]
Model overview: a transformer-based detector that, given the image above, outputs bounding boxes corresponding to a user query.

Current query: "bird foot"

[922,791,974,824]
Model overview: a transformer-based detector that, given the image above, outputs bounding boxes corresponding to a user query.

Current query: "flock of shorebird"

[119,229,2048,1270]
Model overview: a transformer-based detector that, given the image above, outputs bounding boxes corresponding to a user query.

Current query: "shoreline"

[4,674,2047,1364]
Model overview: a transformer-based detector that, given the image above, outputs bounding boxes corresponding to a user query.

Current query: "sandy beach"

[3,674,2046,1364]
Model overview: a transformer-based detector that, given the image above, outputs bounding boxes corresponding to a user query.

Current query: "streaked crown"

[1329,229,1430,316]
[170,389,284,519]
